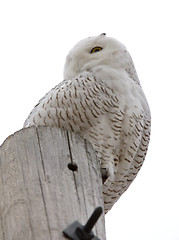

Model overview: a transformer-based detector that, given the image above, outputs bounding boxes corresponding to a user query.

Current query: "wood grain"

[0,126,106,240]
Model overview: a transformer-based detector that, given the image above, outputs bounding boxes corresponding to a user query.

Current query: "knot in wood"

[68,162,78,172]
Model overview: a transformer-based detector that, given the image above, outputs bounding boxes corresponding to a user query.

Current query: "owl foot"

[101,168,110,184]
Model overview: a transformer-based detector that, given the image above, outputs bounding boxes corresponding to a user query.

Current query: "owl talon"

[101,168,110,183]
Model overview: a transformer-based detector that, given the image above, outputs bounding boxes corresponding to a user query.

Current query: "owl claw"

[101,168,110,183]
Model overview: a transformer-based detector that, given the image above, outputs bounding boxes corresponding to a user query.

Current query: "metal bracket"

[63,207,102,240]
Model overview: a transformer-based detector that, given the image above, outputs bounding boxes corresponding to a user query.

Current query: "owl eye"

[90,46,103,54]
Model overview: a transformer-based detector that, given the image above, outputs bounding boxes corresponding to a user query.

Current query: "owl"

[24,33,151,213]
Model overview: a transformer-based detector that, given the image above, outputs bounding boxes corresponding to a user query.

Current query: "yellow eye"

[90,46,103,53]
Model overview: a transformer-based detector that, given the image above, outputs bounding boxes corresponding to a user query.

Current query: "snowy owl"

[24,33,151,213]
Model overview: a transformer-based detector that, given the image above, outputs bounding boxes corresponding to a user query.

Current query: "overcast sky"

[0,0,179,239]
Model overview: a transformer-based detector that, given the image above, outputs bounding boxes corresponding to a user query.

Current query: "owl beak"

[100,33,106,36]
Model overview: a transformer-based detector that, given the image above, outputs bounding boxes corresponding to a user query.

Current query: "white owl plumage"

[24,33,151,213]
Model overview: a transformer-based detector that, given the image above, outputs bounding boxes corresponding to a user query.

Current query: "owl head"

[63,33,139,84]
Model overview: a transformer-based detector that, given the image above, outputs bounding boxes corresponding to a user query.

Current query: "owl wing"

[23,72,113,131]
[23,79,69,127]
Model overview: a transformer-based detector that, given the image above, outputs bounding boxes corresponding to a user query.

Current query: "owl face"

[63,33,132,80]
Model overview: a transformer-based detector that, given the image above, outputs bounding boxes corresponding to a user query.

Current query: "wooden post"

[0,126,106,240]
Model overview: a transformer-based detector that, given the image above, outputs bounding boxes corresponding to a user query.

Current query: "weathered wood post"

[0,126,106,240]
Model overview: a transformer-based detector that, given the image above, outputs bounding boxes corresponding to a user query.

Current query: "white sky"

[0,0,179,239]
